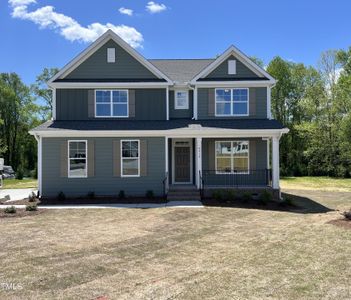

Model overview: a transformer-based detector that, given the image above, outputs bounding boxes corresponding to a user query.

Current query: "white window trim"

[120,139,140,178]
[215,88,249,117]
[174,90,189,110]
[95,90,129,118]
[68,140,88,178]
[107,48,116,63]
[215,140,250,175]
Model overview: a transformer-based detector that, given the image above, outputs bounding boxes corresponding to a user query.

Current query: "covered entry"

[171,139,194,184]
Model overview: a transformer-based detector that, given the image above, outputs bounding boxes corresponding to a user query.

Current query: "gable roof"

[190,45,276,84]
[48,30,173,86]
[149,59,214,83]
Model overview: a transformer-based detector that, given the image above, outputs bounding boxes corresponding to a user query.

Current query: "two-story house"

[29,30,289,200]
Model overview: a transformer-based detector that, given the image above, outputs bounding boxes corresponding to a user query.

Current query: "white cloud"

[146,1,167,14]
[8,0,143,48]
[118,7,133,16]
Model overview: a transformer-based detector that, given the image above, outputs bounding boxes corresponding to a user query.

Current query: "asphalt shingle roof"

[31,119,286,132]
[148,59,214,83]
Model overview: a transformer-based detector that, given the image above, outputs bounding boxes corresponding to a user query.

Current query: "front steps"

[167,185,201,201]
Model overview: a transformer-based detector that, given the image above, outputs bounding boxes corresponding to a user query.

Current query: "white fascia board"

[49,82,171,89]
[48,30,173,86]
[29,127,289,138]
[190,45,276,84]
[193,80,275,88]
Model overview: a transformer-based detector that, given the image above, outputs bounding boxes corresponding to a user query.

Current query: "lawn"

[2,178,37,189]
[0,189,351,299]
[281,176,351,192]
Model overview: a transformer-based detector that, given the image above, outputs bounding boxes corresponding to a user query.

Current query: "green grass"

[2,178,37,189]
[281,176,351,192]
[0,189,350,299]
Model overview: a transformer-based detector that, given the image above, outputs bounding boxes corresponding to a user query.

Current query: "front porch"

[164,135,282,199]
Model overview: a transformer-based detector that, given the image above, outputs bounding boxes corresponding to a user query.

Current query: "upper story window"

[95,90,128,117]
[175,90,189,109]
[107,48,116,63]
[215,88,248,116]
[68,140,87,178]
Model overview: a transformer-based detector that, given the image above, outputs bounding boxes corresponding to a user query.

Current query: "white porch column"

[165,137,169,190]
[272,136,280,190]
[166,86,169,120]
[193,87,198,120]
[195,137,202,188]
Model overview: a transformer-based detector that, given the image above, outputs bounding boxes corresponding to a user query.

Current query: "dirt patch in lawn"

[0,208,45,218]
[327,218,351,229]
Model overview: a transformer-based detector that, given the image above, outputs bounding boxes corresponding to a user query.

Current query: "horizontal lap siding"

[202,138,267,186]
[56,88,166,120]
[169,90,193,119]
[42,137,165,197]
[197,87,267,119]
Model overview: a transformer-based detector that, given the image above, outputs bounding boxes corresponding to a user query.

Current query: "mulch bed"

[40,196,167,205]
[327,218,351,229]
[202,198,300,211]
[0,199,40,206]
[0,209,45,218]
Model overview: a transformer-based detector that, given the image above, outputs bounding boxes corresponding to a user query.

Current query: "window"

[215,141,249,174]
[107,48,115,63]
[215,88,248,116]
[95,90,128,117]
[121,140,140,177]
[68,141,87,178]
[228,60,236,74]
[175,90,189,109]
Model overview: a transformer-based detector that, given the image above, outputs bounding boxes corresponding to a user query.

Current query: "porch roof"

[31,119,286,132]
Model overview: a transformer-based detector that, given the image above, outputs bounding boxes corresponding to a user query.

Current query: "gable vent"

[228,60,236,75]
[107,48,116,63]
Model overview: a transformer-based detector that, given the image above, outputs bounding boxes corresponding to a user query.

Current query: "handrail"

[199,170,204,198]
[162,172,169,198]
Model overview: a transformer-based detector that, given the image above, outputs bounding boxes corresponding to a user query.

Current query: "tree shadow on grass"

[202,192,333,214]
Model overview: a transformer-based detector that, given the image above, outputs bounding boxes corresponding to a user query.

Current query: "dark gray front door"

[174,146,191,183]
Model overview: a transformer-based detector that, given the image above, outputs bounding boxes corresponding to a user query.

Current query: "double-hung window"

[175,90,189,109]
[215,141,249,174]
[121,140,140,177]
[215,88,248,116]
[95,90,128,117]
[68,140,87,178]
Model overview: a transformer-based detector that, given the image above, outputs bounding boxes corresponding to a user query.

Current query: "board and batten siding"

[65,39,158,80]
[197,87,267,119]
[203,55,260,79]
[56,88,167,120]
[41,137,165,197]
[201,138,268,186]
[169,90,193,119]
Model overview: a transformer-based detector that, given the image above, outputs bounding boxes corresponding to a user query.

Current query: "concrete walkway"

[0,188,37,202]
[0,200,204,209]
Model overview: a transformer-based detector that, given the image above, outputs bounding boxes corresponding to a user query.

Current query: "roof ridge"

[148,58,214,61]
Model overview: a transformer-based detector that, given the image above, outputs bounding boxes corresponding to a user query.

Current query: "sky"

[1,0,351,85]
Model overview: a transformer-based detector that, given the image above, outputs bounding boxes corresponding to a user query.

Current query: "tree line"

[0,48,350,178]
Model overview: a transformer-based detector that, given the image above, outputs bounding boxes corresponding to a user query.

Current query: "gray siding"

[202,138,267,186]
[42,137,165,197]
[197,87,267,119]
[204,55,259,79]
[169,90,193,119]
[56,88,166,120]
[65,39,158,80]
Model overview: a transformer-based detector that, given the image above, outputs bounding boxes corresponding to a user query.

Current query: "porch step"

[167,185,201,201]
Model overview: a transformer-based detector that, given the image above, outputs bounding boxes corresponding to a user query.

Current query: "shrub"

[87,191,95,199]
[342,209,351,220]
[241,192,252,203]
[146,190,154,199]
[16,167,24,180]
[259,190,272,205]
[28,191,37,202]
[212,190,224,202]
[57,191,66,201]
[4,206,16,214]
[225,190,236,202]
[118,190,125,199]
[26,204,38,211]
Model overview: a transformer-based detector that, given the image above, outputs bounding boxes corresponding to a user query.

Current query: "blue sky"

[1,0,351,84]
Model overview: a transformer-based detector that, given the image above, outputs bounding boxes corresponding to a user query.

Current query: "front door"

[173,139,192,184]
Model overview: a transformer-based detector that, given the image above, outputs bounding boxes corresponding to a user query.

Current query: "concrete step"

[167,185,201,201]
[167,195,201,201]
[168,191,200,196]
